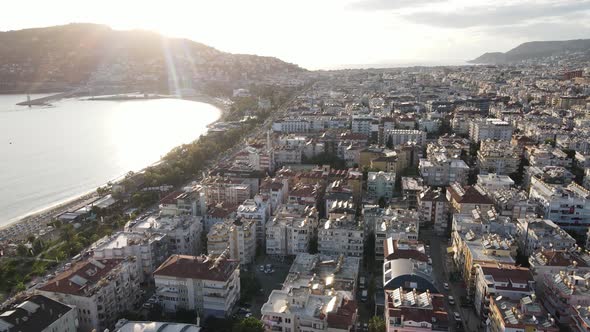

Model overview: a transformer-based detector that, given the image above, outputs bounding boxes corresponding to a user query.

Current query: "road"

[421,228,481,332]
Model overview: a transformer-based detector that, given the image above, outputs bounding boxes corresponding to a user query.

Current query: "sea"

[0,94,221,227]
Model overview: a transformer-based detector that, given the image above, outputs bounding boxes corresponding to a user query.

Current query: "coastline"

[0,93,229,234]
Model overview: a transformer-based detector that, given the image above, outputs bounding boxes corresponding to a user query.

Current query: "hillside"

[469,39,590,64]
[0,23,303,93]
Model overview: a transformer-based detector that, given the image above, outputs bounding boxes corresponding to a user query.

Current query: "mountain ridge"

[0,23,304,93]
[469,38,590,64]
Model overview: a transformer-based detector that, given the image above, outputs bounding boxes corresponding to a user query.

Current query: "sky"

[1,0,589,69]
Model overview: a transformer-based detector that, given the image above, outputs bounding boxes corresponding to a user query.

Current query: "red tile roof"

[327,299,357,330]
[39,259,125,296]
[154,255,239,282]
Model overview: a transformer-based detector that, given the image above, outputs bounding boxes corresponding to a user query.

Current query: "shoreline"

[0,93,229,234]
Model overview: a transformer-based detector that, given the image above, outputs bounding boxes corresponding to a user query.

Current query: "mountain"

[469,39,590,64]
[0,23,304,93]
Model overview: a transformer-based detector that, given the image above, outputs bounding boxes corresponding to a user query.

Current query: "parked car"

[361,290,368,302]
[454,312,461,321]
[444,283,450,290]
[448,296,455,305]
[259,265,265,272]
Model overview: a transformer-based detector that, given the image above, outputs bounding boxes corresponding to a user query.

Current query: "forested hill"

[0,23,304,93]
[469,39,590,64]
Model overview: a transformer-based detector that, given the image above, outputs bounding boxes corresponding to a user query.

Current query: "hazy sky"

[1,0,589,69]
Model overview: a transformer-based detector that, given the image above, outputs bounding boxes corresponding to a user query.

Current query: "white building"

[384,129,426,146]
[418,188,449,233]
[318,216,364,258]
[261,287,357,332]
[419,153,470,186]
[477,140,520,175]
[237,195,270,245]
[38,258,142,332]
[207,218,256,265]
[265,215,312,257]
[0,295,78,332]
[477,173,515,193]
[126,213,202,256]
[153,254,240,318]
[352,114,376,136]
[234,146,274,172]
[366,171,396,201]
[469,118,513,142]
[114,320,201,332]
[515,217,576,255]
[272,119,311,133]
[90,232,169,282]
[374,208,419,261]
[529,180,590,230]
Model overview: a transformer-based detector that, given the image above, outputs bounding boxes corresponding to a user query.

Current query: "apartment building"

[90,232,169,282]
[266,214,312,257]
[126,213,202,256]
[418,188,449,232]
[529,249,590,284]
[234,145,274,172]
[374,209,419,261]
[0,295,78,332]
[207,218,256,265]
[419,151,469,186]
[285,253,360,297]
[153,254,240,318]
[526,145,573,169]
[236,196,270,245]
[451,229,517,297]
[540,269,590,324]
[261,287,357,332]
[366,171,396,202]
[529,180,590,230]
[401,177,424,209]
[490,188,537,220]
[385,288,449,331]
[38,258,141,332]
[202,176,251,205]
[383,129,426,146]
[477,140,520,175]
[259,177,289,214]
[318,215,364,258]
[446,183,494,216]
[473,263,535,319]
[469,118,514,142]
[487,296,558,332]
[515,217,576,255]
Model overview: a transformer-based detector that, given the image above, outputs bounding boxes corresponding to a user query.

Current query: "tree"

[232,317,264,332]
[368,316,385,332]
[16,244,30,257]
[240,271,261,302]
[309,234,319,254]
[386,135,393,149]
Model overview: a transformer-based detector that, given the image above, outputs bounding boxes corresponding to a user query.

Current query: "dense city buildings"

[4,39,590,332]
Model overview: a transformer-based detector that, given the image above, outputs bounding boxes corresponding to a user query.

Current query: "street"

[421,228,482,332]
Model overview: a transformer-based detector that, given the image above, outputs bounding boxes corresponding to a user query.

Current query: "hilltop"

[469,39,590,64]
[0,23,304,93]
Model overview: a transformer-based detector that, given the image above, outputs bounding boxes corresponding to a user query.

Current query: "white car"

[454,312,461,321]
[443,283,450,290]
[448,296,455,305]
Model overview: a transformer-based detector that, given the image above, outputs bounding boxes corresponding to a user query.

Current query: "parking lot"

[248,255,293,318]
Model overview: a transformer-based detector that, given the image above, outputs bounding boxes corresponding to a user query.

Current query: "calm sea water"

[0,95,221,226]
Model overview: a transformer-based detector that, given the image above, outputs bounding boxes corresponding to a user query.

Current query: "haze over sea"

[0,95,221,227]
